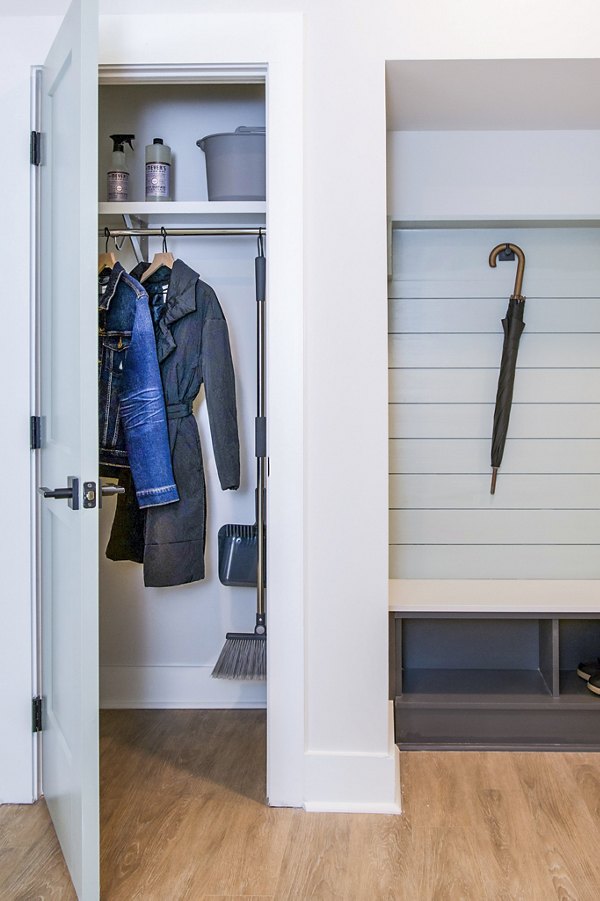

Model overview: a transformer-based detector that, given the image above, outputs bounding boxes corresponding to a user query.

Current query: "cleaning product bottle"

[107,134,135,202]
[145,138,171,201]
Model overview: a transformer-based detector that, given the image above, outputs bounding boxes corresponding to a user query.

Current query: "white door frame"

[97,12,305,807]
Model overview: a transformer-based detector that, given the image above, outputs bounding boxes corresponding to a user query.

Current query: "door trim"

[97,47,305,807]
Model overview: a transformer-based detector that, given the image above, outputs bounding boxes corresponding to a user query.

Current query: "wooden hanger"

[140,227,175,283]
[98,227,117,274]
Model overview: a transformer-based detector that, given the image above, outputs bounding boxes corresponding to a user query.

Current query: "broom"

[212,234,267,680]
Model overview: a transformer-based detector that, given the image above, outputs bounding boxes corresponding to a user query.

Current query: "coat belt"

[166,402,193,419]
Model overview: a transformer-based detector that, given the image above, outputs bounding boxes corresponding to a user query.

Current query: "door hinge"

[32,696,43,733]
[30,130,41,166]
[30,415,42,450]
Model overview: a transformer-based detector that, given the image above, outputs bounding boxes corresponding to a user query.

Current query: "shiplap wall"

[389,227,600,580]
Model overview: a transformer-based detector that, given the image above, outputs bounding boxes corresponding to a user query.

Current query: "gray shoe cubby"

[390,612,600,750]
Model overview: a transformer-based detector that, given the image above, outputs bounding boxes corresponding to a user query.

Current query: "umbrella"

[488,243,526,494]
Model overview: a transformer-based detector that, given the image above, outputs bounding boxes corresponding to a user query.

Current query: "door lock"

[37,479,125,510]
[83,482,96,509]
[81,481,125,509]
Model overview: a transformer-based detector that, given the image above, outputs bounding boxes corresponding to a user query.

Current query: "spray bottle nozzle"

[110,134,135,152]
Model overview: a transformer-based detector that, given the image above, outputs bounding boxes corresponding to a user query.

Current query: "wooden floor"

[2,710,600,899]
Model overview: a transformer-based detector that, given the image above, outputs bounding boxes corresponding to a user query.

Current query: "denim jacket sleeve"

[120,288,179,509]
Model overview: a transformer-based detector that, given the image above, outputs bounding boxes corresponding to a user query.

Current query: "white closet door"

[38,1,99,897]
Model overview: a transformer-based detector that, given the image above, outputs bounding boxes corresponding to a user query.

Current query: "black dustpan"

[217,522,257,587]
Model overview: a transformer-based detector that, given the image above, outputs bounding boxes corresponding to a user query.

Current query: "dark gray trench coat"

[106,259,240,587]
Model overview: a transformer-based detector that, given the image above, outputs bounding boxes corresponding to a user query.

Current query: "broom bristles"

[212,635,266,680]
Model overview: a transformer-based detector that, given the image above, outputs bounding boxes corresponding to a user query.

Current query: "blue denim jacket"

[98,263,178,508]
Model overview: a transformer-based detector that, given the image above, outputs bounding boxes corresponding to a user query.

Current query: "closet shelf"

[99,201,266,225]
[400,667,552,701]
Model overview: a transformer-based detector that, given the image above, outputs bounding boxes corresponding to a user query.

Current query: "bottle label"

[108,170,128,202]
[146,162,170,199]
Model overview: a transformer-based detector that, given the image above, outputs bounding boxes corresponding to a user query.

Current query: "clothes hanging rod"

[100,227,266,238]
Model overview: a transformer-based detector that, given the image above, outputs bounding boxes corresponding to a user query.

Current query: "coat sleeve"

[119,293,179,508]
[202,303,241,491]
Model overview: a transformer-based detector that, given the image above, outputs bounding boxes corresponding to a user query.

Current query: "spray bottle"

[145,137,172,201]
[107,134,135,202]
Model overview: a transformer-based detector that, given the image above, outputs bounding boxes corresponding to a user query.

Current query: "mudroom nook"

[386,58,600,749]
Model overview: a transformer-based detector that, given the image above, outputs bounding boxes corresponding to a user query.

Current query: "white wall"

[291,0,600,809]
[5,0,600,810]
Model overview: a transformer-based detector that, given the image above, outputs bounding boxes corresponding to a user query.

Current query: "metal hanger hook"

[161,226,169,254]
[257,227,265,258]
[104,226,125,253]
[489,242,526,299]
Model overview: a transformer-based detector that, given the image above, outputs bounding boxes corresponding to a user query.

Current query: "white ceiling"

[386,59,600,131]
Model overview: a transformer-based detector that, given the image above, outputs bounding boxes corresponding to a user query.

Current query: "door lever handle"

[38,487,73,499]
[38,476,79,510]
[100,484,125,497]
[97,482,125,509]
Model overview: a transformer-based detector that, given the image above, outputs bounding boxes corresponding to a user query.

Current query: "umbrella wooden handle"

[489,243,526,299]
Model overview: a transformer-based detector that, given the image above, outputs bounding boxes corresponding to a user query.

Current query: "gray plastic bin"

[196,126,266,201]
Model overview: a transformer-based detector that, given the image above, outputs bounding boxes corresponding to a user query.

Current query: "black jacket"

[107,259,240,586]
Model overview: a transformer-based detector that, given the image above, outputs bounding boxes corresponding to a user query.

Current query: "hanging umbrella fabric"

[488,243,526,495]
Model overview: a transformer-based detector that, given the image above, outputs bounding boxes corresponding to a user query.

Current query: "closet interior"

[97,76,267,714]
[386,59,600,749]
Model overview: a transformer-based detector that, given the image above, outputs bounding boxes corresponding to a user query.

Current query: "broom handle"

[255,253,266,618]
